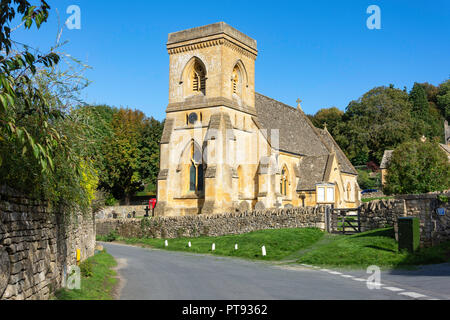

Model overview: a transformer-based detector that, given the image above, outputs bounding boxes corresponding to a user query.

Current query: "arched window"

[191,60,206,94]
[280,166,289,196]
[188,143,204,192]
[231,65,241,95]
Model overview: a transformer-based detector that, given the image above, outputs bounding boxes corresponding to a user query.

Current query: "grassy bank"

[54,250,118,300]
[101,228,325,261]
[361,196,394,203]
[296,228,450,269]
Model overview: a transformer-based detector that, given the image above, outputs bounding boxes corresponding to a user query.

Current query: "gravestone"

[238,201,250,212]
[255,201,265,210]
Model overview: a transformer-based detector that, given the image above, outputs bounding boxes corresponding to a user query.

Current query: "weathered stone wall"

[0,186,95,300]
[332,193,450,247]
[359,199,405,232]
[96,206,326,239]
[95,205,147,220]
[361,191,385,199]
[399,194,450,247]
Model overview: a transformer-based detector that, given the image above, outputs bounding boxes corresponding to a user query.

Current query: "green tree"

[102,108,146,204]
[409,82,442,139]
[0,1,97,213]
[436,79,450,121]
[71,104,117,186]
[310,107,343,135]
[334,86,414,164]
[138,117,164,192]
[0,1,60,173]
[384,139,450,195]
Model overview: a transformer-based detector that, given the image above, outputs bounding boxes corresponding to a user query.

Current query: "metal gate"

[328,207,361,234]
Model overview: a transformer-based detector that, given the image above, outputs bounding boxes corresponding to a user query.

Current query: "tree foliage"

[82,107,164,204]
[0,1,97,214]
[384,139,450,195]
[309,106,343,135]
[309,80,450,166]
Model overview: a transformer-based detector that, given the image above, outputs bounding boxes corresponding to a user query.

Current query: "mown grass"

[361,196,394,203]
[110,228,325,261]
[297,228,450,269]
[54,250,118,300]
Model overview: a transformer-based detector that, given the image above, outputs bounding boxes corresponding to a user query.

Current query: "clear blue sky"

[11,0,450,120]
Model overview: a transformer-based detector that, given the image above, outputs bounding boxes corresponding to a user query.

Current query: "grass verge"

[54,250,118,300]
[101,228,325,261]
[361,196,394,203]
[296,228,450,269]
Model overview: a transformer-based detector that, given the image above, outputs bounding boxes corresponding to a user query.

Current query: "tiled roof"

[254,93,329,157]
[296,155,331,191]
[160,118,174,144]
[317,128,358,175]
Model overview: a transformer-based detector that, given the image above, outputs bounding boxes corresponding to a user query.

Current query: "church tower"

[156,22,259,216]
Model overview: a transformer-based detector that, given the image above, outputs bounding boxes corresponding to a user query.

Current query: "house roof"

[380,150,394,169]
[254,93,330,157]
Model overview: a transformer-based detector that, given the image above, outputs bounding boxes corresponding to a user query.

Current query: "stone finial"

[296,98,302,111]
[323,122,328,131]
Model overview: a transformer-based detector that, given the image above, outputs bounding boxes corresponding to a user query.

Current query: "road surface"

[101,242,450,300]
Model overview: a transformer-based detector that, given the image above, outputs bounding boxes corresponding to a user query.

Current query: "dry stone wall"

[0,186,95,300]
[95,205,147,219]
[334,194,450,247]
[358,199,405,232]
[96,207,326,239]
[97,193,450,249]
[399,194,450,247]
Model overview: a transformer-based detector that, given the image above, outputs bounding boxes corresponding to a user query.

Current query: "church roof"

[254,92,357,176]
[160,118,174,144]
[254,93,330,157]
[317,128,358,175]
[296,154,331,191]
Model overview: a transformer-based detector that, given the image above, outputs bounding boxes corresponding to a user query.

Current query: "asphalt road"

[101,242,450,300]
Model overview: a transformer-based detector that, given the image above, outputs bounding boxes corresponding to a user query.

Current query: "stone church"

[155,22,360,216]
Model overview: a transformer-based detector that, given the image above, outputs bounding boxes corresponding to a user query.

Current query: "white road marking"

[383,286,404,292]
[352,278,367,281]
[307,264,438,300]
[398,292,428,299]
